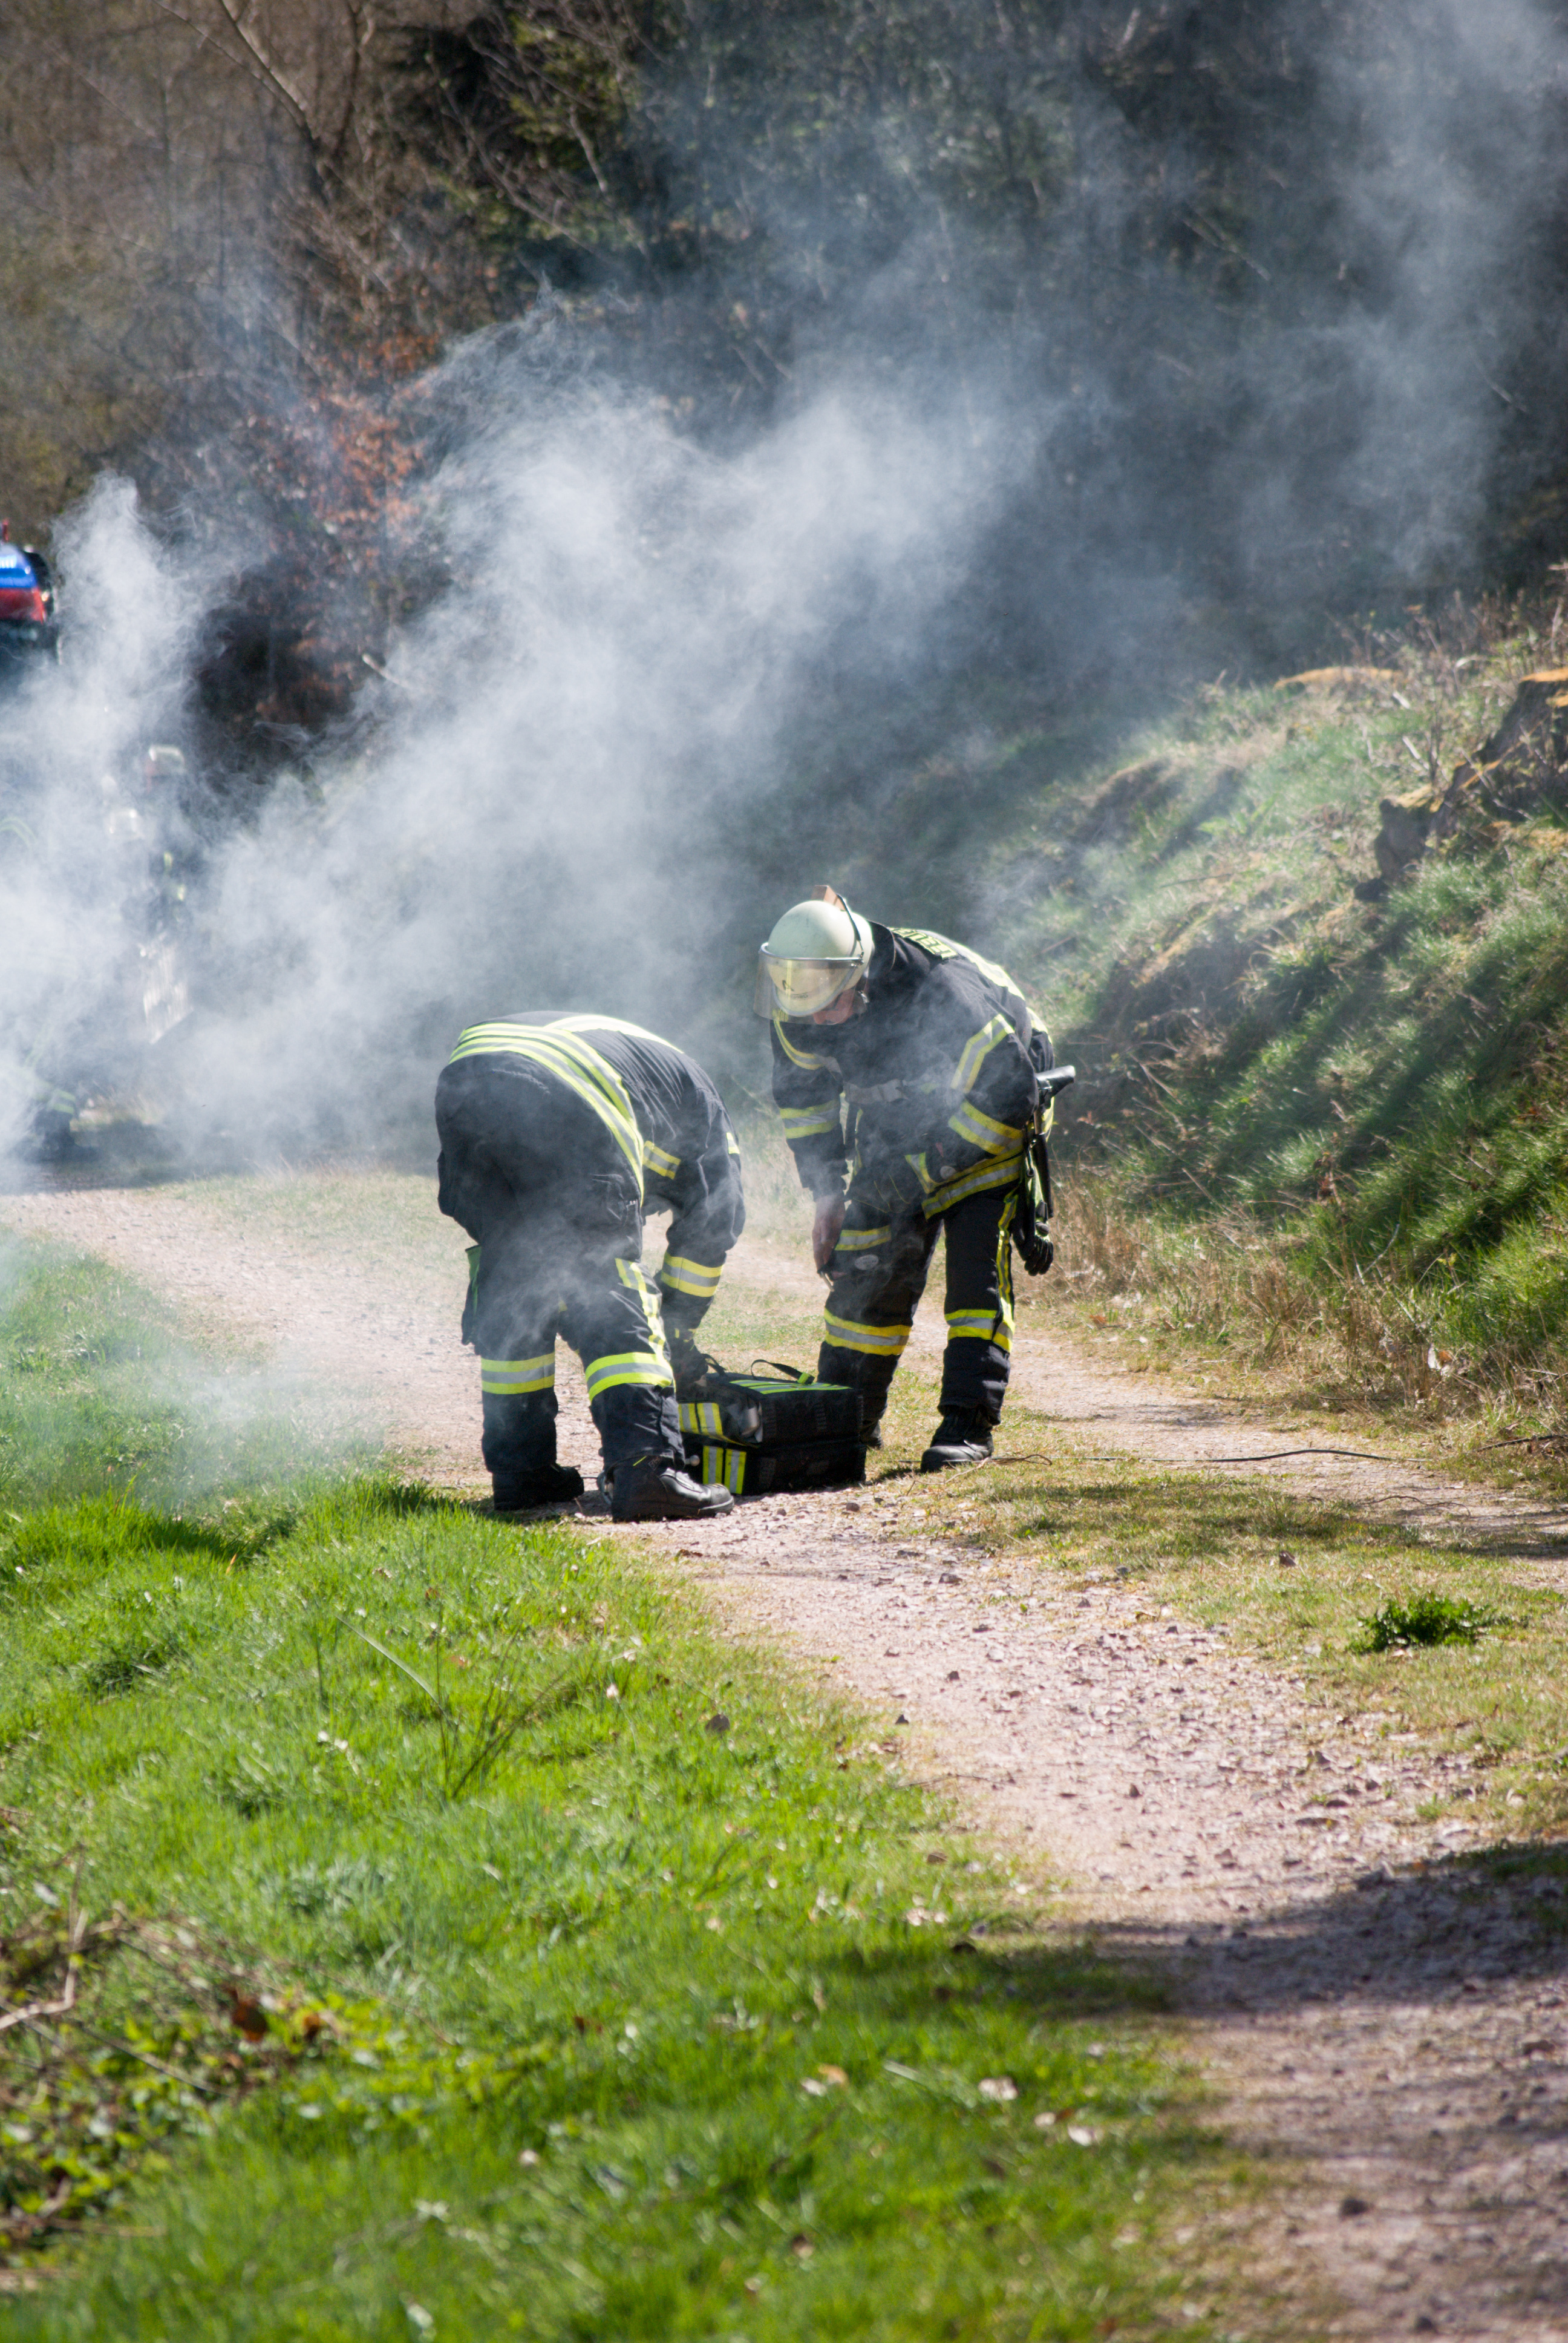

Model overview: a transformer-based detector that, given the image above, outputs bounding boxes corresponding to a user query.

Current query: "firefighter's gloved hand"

[667,1328,714,1400]
[812,1193,846,1274]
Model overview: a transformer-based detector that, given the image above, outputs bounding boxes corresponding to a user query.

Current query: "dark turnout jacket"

[768,926,1045,1217]
[454,1012,746,1329]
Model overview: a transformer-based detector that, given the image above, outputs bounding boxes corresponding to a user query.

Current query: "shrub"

[1353,1591,1498,1652]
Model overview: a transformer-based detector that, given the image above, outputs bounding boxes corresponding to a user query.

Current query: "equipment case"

[678,1371,866,1497]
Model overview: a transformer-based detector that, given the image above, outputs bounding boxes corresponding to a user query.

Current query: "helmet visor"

[754,950,862,1018]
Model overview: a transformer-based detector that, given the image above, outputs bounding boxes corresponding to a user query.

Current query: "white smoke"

[4,0,1568,1168]
[1227,0,1568,593]
[152,351,1028,1153]
[0,476,221,1154]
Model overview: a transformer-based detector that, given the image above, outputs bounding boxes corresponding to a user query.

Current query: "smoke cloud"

[2,0,1566,1167]
[0,477,222,1154]
[4,344,1031,1158]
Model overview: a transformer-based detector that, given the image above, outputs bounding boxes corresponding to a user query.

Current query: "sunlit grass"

[0,1234,361,1512]
[897,1396,1568,1843]
[0,1239,1209,2336]
[946,597,1568,1467]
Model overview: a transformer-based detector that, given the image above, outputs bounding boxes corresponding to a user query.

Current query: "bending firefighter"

[757,888,1050,1471]
[436,1012,745,1520]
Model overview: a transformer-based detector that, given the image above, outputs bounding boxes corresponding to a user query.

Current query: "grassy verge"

[0,1232,360,1514]
[1,1240,1212,2337]
[802,586,1568,1467]
[704,1175,1568,1924]
[1019,1171,1568,1493]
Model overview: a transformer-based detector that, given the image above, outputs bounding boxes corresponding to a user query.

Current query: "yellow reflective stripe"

[643,1140,681,1178]
[584,1351,672,1399]
[699,1443,747,1493]
[679,1400,726,1437]
[948,1099,1023,1155]
[834,1223,890,1251]
[727,1130,742,1157]
[613,1257,671,1351]
[772,1015,831,1071]
[779,1103,840,1139]
[480,1351,556,1395]
[996,1189,1018,1341]
[945,1309,1010,1354]
[950,1012,1015,1101]
[449,1024,644,1195]
[921,1152,1025,1215]
[661,1254,722,1299]
[615,1256,662,1302]
[823,1312,912,1357]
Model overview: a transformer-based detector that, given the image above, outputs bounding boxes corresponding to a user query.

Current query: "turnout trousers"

[817,1179,1018,1435]
[435,1054,683,1484]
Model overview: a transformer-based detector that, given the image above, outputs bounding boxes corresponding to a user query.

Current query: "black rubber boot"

[483,1389,569,1501]
[492,1462,585,1512]
[612,1460,736,1521]
[920,1412,995,1471]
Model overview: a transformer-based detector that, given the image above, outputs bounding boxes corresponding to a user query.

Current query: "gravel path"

[680,1512,1568,2339]
[6,1168,1568,2336]
[1000,1339,1568,1559]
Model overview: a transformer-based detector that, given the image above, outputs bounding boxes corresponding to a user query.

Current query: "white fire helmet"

[754,887,874,1017]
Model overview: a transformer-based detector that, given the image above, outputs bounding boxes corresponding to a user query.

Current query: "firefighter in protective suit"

[757,888,1047,1470]
[436,1012,745,1519]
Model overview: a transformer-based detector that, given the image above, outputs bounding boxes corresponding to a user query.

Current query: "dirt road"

[7,1166,1568,2338]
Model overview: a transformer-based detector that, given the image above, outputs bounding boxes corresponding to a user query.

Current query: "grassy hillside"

[822,592,1568,1440]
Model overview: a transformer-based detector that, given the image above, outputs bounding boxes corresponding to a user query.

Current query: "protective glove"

[812,1193,846,1274]
[667,1325,717,1400]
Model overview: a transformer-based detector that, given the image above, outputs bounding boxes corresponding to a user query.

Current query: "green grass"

[0,1240,1210,2336]
[803,595,1568,1440]
[0,1233,361,1512]
[1351,1591,1500,1653]
[895,1396,1568,1844]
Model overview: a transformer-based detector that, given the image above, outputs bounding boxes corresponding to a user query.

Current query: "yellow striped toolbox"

[676,1372,862,1448]
[677,1369,867,1496]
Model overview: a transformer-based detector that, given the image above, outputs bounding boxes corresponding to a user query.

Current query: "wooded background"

[5,2,1567,754]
